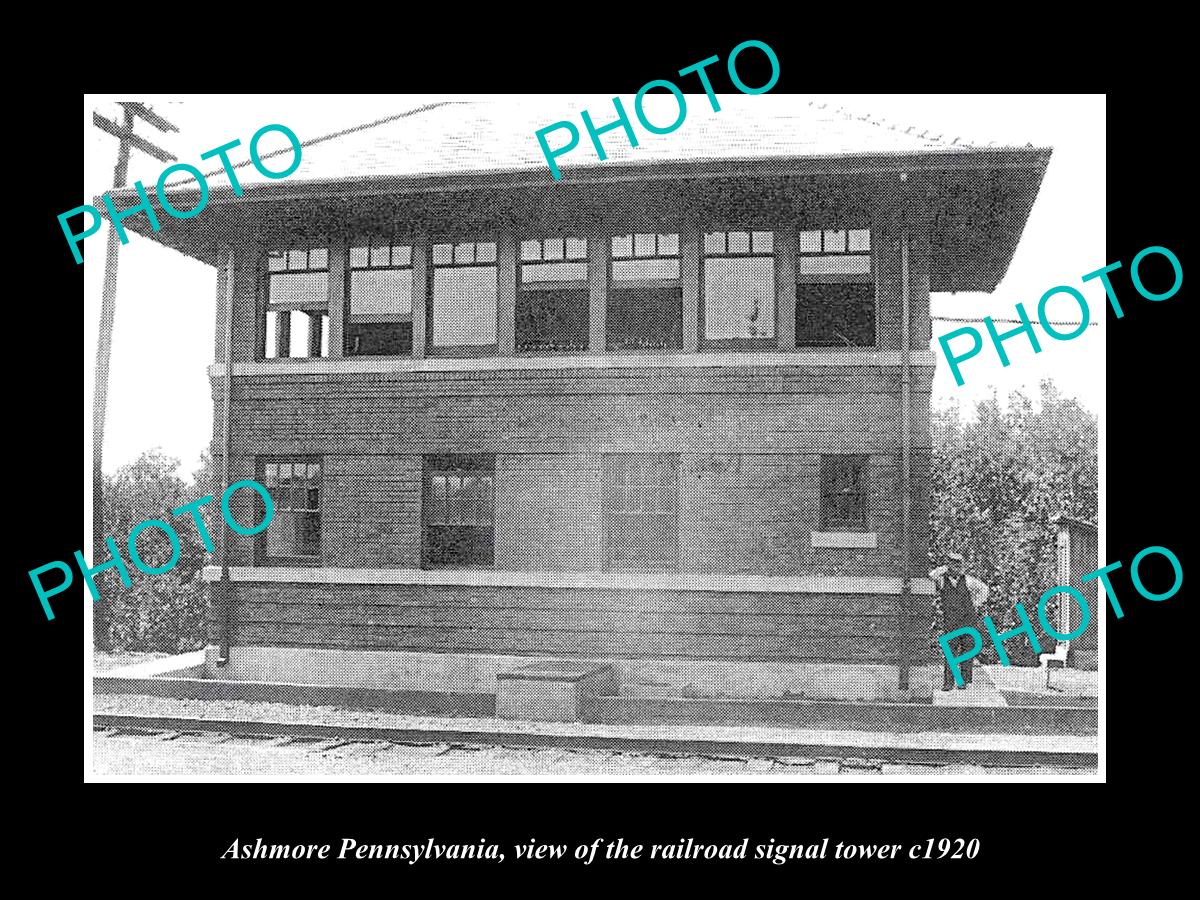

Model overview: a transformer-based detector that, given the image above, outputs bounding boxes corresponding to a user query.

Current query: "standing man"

[930,552,989,690]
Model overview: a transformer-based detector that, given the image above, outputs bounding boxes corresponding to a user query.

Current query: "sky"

[82,94,1105,482]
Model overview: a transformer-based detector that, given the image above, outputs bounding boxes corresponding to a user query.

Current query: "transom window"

[423,454,496,568]
[257,457,321,563]
[703,230,775,343]
[609,233,682,351]
[704,230,773,256]
[820,454,868,531]
[430,241,498,350]
[611,233,680,280]
[518,237,589,353]
[520,237,588,282]
[797,227,875,347]
[798,229,872,275]
[264,249,329,359]
[348,240,413,356]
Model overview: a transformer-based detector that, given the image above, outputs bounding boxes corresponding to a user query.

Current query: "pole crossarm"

[92,111,176,164]
[118,101,180,135]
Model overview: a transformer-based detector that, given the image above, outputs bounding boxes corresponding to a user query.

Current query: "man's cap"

[946,552,965,563]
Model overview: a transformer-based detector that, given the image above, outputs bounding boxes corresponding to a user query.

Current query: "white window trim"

[811,531,878,549]
[212,350,936,377]
[203,565,934,595]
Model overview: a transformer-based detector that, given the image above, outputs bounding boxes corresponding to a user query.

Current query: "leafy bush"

[931,381,1097,664]
[96,449,213,653]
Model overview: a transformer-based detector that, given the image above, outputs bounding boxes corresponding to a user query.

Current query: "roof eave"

[102,146,1052,290]
[107,146,1052,207]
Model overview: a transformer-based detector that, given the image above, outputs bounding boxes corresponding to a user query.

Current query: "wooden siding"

[214,581,936,663]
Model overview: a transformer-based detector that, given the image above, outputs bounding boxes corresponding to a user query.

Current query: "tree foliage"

[98,449,213,653]
[931,380,1098,663]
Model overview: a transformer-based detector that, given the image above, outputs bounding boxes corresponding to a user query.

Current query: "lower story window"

[603,453,679,571]
[423,454,495,568]
[820,454,868,531]
[256,457,321,564]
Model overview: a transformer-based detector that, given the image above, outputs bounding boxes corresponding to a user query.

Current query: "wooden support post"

[411,234,428,358]
[497,232,517,355]
[327,241,346,358]
[588,226,609,353]
[308,313,324,357]
[681,225,701,352]
[274,310,290,358]
[775,228,797,350]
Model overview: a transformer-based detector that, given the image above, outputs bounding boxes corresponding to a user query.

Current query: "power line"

[163,101,461,188]
[933,316,1098,327]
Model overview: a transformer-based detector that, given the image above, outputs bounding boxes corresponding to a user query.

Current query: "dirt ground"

[92,729,1091,778]
[94,651,173,673]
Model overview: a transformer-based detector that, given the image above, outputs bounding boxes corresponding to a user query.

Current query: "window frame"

[426,239,499,357]
[254,456,322,566]
[517,236,590,354]
[345,239,415,356]
[607,232,684,352]
[422,453,496,569]
[819,454,870,532]
[796,227,877,349]
[602,453,680,573]
[701,229,777,350]
[261,248,330,360]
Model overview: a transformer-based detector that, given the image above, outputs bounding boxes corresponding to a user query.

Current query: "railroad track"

[93,713,1097,771]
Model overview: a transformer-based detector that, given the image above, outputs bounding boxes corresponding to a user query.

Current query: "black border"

[17,25,1194,888]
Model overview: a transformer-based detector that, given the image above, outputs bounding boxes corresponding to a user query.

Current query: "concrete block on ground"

[496,660,618,722]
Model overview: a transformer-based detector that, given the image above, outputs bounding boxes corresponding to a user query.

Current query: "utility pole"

[90,102,177,651]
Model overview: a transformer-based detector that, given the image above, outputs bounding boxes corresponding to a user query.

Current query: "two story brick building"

[117,97,1050,703]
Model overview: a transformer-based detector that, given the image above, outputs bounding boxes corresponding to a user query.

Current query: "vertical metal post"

[217,246,236,665]
[899,227,912,690]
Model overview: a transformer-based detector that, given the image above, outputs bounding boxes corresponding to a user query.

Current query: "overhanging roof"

[102,97,1051,293]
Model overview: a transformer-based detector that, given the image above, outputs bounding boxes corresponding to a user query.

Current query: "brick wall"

[495,454,604,571]
[323,455,421,567]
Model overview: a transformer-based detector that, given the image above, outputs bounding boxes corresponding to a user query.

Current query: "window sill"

[202,565,934,595]
[425,345,500,358]
[214,349,937,377]
[255,557,323,567]
[811,532,878,549]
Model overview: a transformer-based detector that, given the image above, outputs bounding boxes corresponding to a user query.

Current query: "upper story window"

[347,241,413,356]
[430,241,497,351]
[703,230,775,345]
[518,237,589,353]
[796,228,875,347]
[263,248,329,358]
[609,233,682,351]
